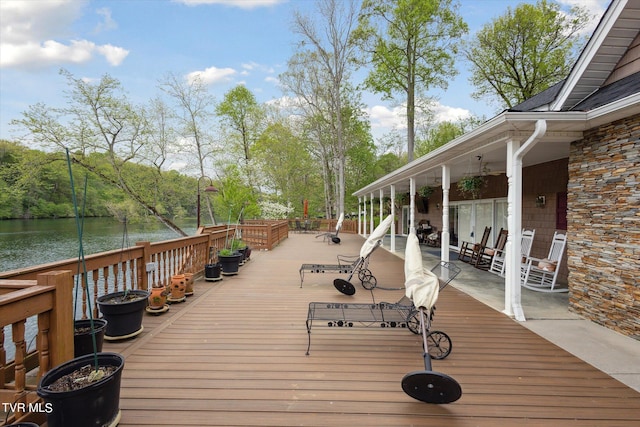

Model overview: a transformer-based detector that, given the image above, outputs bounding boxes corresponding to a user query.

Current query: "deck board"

[103,232,640,426]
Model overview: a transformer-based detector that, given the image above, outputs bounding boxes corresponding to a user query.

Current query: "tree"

[160,72,217,224]
[415,116,482,157]
[216,85,264,166]
[12,70,188,235]
[463,0,591,109]
[355,0,468,162]
[290,0,360,217]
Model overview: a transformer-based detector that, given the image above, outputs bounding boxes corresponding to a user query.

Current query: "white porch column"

[358,197,362,236]
[390,184,396,252]
[441,165,451,262]
[370,192,374,233]
[363,194,368,236]
[379,189,384,224]
[409,177,416,232]
[505,139,522,319]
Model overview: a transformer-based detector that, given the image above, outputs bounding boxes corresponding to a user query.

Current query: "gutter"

[508,119,547,321]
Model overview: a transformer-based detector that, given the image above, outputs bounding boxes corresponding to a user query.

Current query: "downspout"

[506,119,547,321]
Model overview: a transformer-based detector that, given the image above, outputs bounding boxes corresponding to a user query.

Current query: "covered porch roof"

[354,101,639,198]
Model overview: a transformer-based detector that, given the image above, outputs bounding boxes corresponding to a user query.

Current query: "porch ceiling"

[356,96,640,197]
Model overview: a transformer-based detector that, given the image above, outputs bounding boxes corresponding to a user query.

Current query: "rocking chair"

[521,231,567,292]
[457,226,491,264]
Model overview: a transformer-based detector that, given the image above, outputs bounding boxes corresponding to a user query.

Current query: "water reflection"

[0,217,197,272]
[1,217,198,360]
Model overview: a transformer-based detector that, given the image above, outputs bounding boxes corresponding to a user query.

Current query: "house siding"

[567,113,640,339]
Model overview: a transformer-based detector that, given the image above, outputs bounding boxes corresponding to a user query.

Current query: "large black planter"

[74,319,107,357]
[218,252,242,275]
[97,290,148,340]
[204,263,222,282]
[37,352,124,427]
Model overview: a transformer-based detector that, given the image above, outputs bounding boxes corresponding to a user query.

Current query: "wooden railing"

[0,221,290,319]
[0,229,235,320]
[286,219,358,234]
[0,271,74,425]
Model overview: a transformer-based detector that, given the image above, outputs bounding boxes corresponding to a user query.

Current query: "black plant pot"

[237,247,247,265]
[204,263,222,282]
[218,252,242,275]
[74,318,107,357]
[37,352,124,427]
[97,290,148,339]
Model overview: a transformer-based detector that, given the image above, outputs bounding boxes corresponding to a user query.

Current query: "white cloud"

[367,101,472,133]
[367,105,406,130]
[0,0,128,69]
[431,103,471,123]
[175,0,286,10]
[96,44,129,66]
[94,8,118,33]
[186,66,237,85]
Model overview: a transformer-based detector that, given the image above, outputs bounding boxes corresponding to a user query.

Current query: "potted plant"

[231,239,248,265]
[97,289,148,340]
[73,318,108,358]
[146,285,169,314]
[218,248,242,275]
[37,352,124,427]
[418,185,434,198]
[167,274,187,303]
[457,175,486,199]
[205,262,222,282]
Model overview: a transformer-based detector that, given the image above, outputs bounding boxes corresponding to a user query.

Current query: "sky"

[0,0,609,163]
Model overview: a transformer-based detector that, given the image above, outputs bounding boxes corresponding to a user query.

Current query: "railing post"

[267,224,273,250]
[37,271,74,370]
[136,241,152,291]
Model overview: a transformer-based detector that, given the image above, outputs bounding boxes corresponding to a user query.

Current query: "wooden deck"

[103,232,640,426]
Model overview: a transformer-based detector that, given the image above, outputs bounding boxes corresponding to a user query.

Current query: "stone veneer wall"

[567,113,640,339]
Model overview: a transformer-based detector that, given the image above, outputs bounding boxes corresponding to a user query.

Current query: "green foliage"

[463,0,591,109]
[0,140,199,220]
[356,0,468,161]
[215,164,259,222]
[457,175,486,199]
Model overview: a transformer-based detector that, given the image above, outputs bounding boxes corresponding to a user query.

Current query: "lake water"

[1,217,198,360]
[0,217,198,273]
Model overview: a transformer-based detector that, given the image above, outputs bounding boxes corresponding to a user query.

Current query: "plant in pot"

[231,239,248,265]
[146,284,169,314]
[97,288,149,340]
[167,274,187,303]
[37,352,125,427]
[38,151,125,427]
[205,246,222,282]
[218,248,242,276]
[73,318,108,358]
[457,175,486,199]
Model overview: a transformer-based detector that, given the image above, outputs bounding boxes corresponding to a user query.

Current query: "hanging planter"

[418,185,434,199]
[97,290,148,340]
[457,175,486,199]
[37,352,124,427]
[73,319,107,358]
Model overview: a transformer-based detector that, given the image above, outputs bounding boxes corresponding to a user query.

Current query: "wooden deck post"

[136,241,152,290]
[37,271,74,369]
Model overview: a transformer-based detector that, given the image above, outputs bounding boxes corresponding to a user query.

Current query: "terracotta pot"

[148,286,168,309]
[184,272,194,295]
[170,274,187,299]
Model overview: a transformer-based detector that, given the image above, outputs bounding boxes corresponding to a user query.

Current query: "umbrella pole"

[400,307,462,404]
